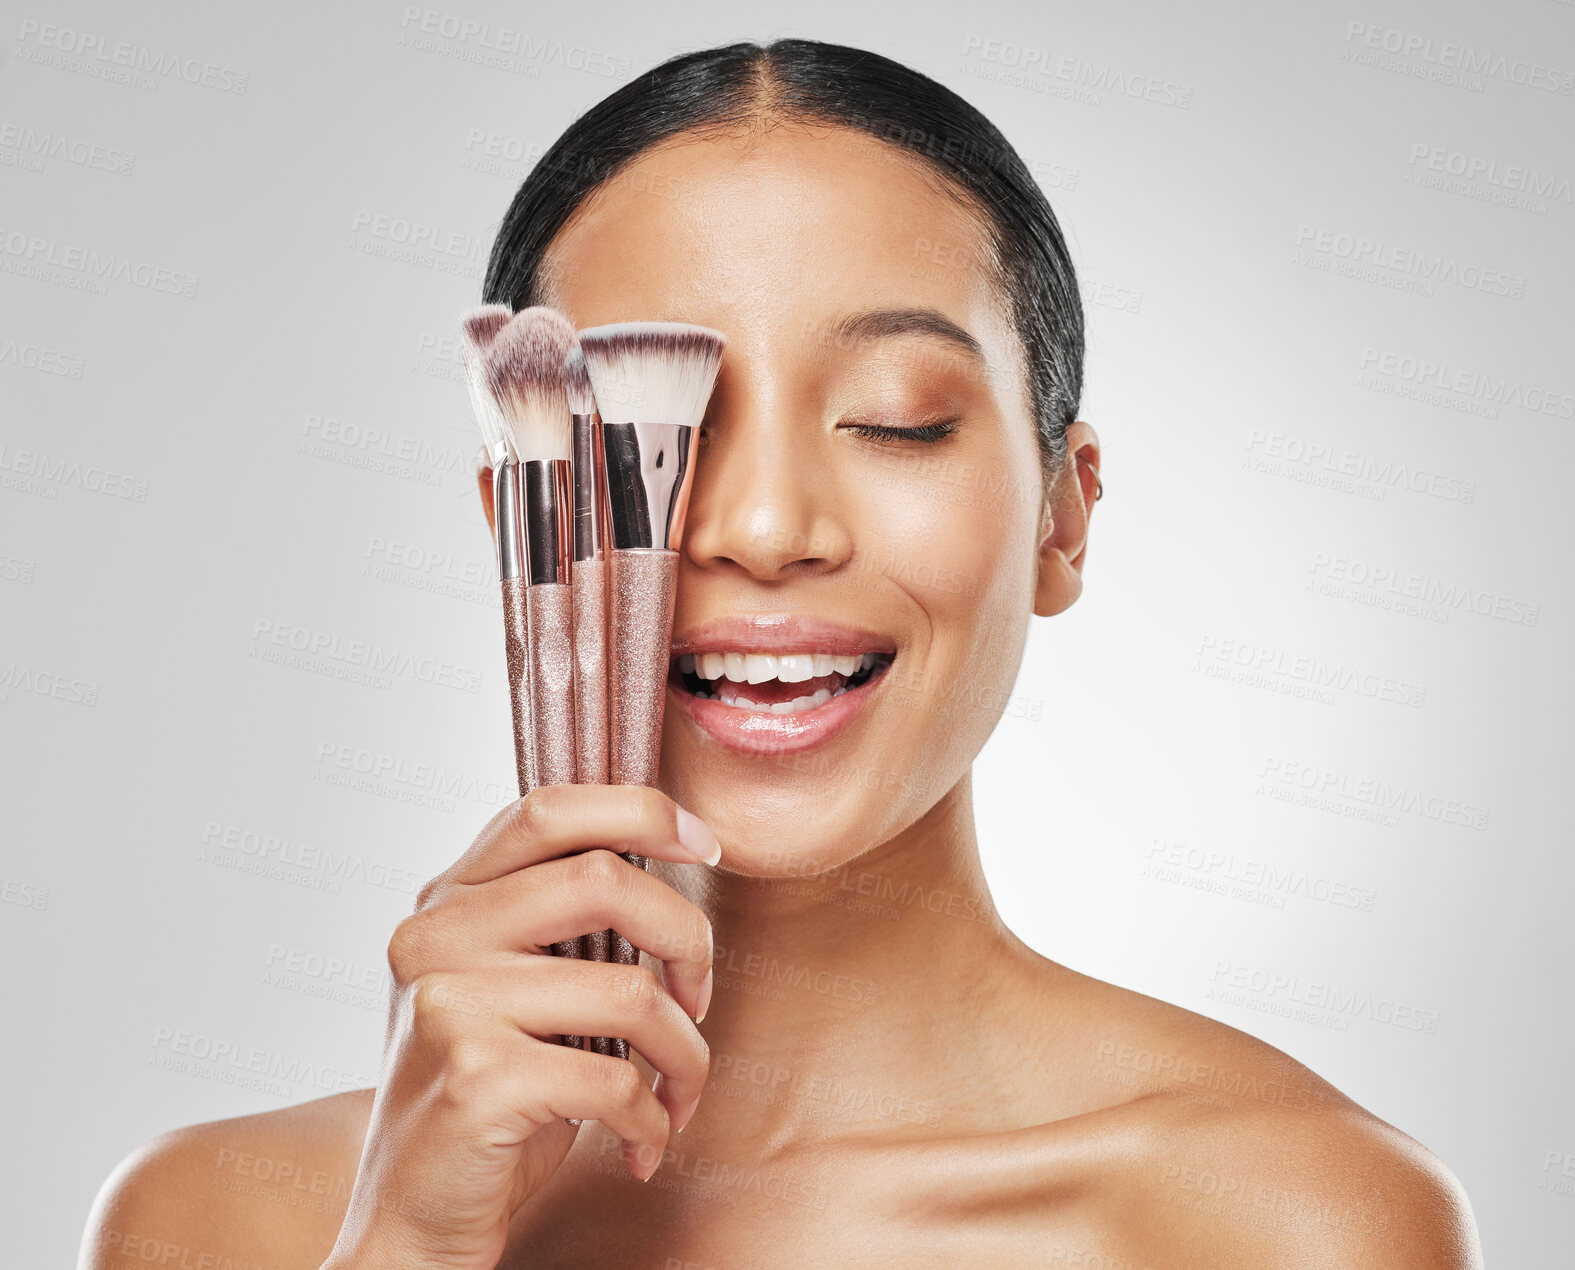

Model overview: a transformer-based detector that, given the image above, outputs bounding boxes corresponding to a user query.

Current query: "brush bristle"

[461,304,512,352]
[577,322,726,428]
[486,307,576,463]
[563,344,597,417]
[459,305,514,461]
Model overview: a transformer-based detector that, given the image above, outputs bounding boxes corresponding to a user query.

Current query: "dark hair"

[483,38,1083,481]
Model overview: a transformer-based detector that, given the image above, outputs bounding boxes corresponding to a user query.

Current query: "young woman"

[82,39,1481,1270]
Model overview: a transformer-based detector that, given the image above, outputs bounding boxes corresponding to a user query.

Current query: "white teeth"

[719,691,770,711]
[682,649,888,687]
[777,654,814,683]
[714,689,835,714]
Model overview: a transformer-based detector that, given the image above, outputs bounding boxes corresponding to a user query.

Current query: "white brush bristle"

[563,344,597,417]
[577,322,726,428]
[485,307,576,463]
[458,305,513,462]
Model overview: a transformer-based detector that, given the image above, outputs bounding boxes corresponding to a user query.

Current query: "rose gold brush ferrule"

[522,457,576,784]
[522,459,577,783]
[599,420,699,1059]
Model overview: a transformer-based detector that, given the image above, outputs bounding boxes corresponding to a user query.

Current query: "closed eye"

[840,417,959,444]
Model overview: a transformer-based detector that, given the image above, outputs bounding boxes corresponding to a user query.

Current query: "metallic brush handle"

[528,583,578,787]
[503,545,580,1053]
[571,555,613,1032]
[602,547,679,1060]
[500,577,536,796]
[528,581,583,1049]
[520,459,587,1052]
[571,556,610,785]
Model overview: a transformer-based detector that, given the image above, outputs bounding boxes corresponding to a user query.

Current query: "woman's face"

[538,122,1054,876]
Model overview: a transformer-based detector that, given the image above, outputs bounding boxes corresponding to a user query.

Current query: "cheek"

[862,462,1037,737]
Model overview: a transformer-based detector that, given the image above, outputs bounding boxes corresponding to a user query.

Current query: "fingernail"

[674,1093,703,1135]
[695,967,714,1024]
[675,808,722,865]
[621,1140,652,1179]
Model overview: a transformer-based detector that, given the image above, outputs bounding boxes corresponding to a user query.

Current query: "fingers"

[540,1045,673,1180]
[437,785,720,890]
[415,962,709,1134]
[404,971,699,1178]
[390,851,713,1021]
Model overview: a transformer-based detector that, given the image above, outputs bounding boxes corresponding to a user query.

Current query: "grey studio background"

[1,0,1570,1264]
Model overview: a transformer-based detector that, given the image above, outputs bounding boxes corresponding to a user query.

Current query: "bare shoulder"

[78,1088,374,1270]
[1034,964,1483,1268]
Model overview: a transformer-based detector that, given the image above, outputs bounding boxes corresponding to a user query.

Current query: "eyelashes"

[700,417,962,446]
[840,417,959,444]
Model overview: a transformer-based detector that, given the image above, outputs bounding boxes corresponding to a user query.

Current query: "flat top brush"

[577,321,725,1059]
[578,322,725,462]
[577,320,724,777]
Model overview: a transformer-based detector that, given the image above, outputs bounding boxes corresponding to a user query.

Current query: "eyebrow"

[828,307,985,364]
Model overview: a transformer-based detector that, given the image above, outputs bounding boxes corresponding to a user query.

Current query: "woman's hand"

[322,785,720,1270]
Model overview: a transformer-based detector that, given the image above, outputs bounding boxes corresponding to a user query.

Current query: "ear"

[1033,419,1101,618]
[476,451,497,538]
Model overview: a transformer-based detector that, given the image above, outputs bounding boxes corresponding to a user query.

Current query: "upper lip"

[670,614,896,658]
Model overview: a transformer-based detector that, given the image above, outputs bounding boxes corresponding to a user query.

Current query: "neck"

[657,772,1023,1148]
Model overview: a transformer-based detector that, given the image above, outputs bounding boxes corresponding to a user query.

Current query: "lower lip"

[668,663,891,756]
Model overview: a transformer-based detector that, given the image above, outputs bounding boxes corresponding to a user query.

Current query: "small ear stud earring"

[1076,453,1103,501]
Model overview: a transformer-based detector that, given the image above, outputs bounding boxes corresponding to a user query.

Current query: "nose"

[680,368,854,584]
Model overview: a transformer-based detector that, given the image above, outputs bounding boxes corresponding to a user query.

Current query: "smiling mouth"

[671,650,895,713]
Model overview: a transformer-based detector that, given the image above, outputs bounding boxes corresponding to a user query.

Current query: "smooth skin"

[81,119,1482,1269]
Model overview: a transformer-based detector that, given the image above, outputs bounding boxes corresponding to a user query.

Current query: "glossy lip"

[671,614,897,658]
[669,614,897,756]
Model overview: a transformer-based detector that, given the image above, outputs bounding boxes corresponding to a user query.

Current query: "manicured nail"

[622,1140,652,1179]
[674,1092,703,1135]
[695,967,714,1024]
[675,808,722,865]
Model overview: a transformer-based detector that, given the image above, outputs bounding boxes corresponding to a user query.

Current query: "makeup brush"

[486,309,585,1033]
[580,321,726,1059]
[487,308,580,791]
[469,304,589,1058]
[460,306,536,797]
[565,343,613,985]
